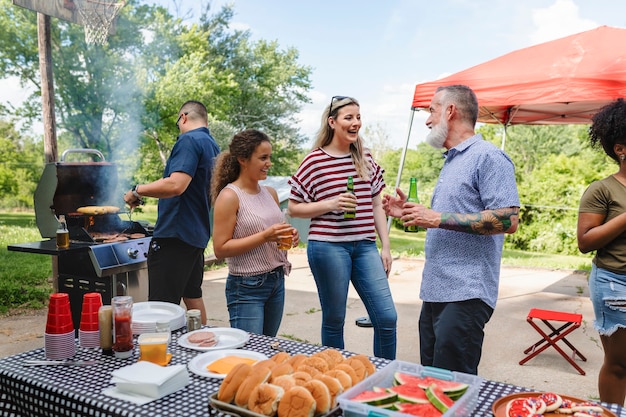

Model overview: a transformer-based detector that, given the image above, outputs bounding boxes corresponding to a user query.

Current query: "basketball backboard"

[12,0,83,26]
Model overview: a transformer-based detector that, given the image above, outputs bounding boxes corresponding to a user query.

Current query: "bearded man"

[383,85,520,375]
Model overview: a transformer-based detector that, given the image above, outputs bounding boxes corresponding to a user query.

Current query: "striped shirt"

[225,184,291,276]
[289,148,385,242]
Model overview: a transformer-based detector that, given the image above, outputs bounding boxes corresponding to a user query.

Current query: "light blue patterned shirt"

[421,134,520,309]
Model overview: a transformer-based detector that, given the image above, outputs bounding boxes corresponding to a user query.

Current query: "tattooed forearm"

[439,207,519,235]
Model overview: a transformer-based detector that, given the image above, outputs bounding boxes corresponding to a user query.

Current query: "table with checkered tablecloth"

[0,328,624,417]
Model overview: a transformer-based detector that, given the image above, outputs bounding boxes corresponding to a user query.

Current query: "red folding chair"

[519,308,587,375]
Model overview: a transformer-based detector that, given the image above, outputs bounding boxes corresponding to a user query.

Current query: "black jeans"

[419,298,494,375]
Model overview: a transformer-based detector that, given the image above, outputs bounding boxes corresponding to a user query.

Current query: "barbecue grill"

[8,149,152,330]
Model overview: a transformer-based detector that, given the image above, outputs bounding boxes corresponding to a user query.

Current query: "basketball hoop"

[73,0,125,45]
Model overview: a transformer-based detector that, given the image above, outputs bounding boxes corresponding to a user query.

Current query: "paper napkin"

[103,361,189,404]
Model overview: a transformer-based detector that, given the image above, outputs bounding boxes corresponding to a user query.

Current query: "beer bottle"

[405,177,419,233]
[344,176,356,219]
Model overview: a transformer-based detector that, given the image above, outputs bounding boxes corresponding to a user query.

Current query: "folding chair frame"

[519,308,587,375]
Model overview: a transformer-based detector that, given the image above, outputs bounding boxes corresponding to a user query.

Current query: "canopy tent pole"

[387,109,416,232]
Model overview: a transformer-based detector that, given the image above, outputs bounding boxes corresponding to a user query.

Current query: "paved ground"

[0,249,603,402]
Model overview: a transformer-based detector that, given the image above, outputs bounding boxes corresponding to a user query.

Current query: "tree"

[0,120,43,208]
[0,0,312,184]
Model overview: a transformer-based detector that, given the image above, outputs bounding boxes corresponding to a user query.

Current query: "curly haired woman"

[578,98,626,405]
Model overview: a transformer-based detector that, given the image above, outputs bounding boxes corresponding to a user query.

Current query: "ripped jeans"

[589,264,626,336]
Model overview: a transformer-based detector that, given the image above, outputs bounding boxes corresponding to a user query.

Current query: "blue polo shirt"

[153,127,220,248]
[421,134,520,309]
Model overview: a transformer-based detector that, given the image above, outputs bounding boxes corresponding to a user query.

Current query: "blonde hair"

[313,97,371,181]
[210,129,271,204]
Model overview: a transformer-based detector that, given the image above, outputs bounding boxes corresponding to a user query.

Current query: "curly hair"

[210,129,271,204]
[313,96,371,181]
[589,98,626,163]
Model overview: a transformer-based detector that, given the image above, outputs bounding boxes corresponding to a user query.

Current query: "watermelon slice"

[393,372,425,386]
[417,376,469,399]
[425,384,455,413]
[387,384,429,404]
[394,373,469,398]
[396,402,443,417]
[351,390,398,406]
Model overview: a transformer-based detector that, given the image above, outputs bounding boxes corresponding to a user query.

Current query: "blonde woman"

[288,96,397,359]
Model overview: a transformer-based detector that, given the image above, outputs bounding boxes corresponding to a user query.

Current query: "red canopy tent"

[411,25,626,126]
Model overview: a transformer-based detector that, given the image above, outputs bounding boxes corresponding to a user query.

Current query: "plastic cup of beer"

[277,234,292,250]
[277,208,293,250]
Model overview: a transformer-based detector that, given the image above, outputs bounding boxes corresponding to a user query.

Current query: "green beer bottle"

[344,176,356,219]
[405,177,419,232]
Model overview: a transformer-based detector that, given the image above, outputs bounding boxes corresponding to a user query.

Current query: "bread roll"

[303,379,331,415]
[333,363,358,386]
[296,364,321,378]
[287,354,307,369]
[325,369,352,390]
[320,348,344,365]
[272,375,297,392]
[301,356,329,373]
[341,358,367,383]
[271,351,291,364]
[314,374,343,408]
[248,383,284,416]
[270,362,294,381]
[291,371,312,386]
[235,365,272,407]
[217,363,253,403]
[255,359,277,369]
[349,354,376,376]
[311,351,335,369]
[277,386,316,417]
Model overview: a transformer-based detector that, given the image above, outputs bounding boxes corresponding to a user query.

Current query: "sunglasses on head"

[328,96,351,118]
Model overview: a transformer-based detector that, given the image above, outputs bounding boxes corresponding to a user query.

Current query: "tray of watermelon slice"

[492,392,617,417]
[337,360,482,417]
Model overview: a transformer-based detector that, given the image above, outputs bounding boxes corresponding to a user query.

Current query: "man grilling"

[124,100,220,325]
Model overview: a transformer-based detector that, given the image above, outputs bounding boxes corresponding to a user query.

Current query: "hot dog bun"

[217,362,253,403]
[235,365,272,408]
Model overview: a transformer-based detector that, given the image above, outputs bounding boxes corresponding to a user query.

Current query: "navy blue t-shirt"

[153,127,220,248]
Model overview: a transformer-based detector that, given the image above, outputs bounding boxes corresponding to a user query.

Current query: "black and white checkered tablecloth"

[0,328,624,417]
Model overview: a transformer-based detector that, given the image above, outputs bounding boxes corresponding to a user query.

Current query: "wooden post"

[37,12,58,163]
[37,12,60,290]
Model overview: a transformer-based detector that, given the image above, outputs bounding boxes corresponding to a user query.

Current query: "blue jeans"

[307,240,397,359]
[589,264,626,336]
[225,266,285,337]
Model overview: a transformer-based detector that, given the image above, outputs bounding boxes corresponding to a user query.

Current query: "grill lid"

[34,149,124,238]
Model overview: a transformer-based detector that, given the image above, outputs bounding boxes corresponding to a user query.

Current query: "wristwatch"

[131,185,141,199]
[130,185,144,205]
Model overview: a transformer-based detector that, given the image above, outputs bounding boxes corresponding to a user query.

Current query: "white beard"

[425,116,449,149]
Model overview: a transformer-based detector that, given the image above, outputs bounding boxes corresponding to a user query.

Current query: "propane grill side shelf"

[7,239,92,256]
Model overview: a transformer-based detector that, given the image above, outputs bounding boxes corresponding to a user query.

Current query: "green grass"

[1,210,593,314]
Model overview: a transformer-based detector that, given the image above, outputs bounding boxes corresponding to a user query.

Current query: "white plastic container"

[337,360,482,417]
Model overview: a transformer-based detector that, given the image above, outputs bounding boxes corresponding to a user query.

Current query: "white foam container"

[337,360,482,417]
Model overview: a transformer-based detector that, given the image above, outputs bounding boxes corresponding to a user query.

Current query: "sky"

[4,0,626,149]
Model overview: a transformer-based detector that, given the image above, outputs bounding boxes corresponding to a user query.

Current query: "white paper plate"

[188,349,267,379]
[131,302,186,334]
[178,328,250,352]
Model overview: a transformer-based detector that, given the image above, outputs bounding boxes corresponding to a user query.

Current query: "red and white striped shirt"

[289,148,385,242]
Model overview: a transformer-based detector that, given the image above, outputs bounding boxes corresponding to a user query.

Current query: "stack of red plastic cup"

[79,292,102,348]
[44,293,76,359]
